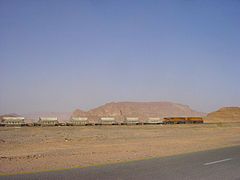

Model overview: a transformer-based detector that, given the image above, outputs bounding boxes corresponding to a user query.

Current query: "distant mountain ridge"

[73,101,206,120]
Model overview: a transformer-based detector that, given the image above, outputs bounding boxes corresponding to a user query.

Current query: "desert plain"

[1,123,240,175]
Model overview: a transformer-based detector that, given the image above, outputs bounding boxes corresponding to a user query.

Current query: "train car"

[0,117,26,127]
[124,117,141,125]
[67,117,89,126]
[37,117,59,126]
[186,117,204,124]
[144,117,163,125]
[163,117,203,124]
[163,117,186,124]
[100,117,118,125]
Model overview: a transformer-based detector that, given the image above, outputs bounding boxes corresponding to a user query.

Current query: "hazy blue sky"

[0,0,240,114]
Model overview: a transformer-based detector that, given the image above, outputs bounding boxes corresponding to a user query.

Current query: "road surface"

[1,145,240,180]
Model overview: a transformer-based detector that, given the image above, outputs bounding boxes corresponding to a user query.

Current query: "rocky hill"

[205,107,240,123]
[72,102,205,121]
[72,109,89,117]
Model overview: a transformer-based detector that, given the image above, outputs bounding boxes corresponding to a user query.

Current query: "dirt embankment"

[205,107,240,123]
[0,124,240,174]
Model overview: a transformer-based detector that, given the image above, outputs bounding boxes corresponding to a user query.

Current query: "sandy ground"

[0,123,240,175]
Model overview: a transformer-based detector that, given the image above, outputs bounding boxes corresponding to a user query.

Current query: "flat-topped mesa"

[80,101,205,119]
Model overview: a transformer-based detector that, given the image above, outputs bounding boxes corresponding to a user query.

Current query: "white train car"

[37,117,59,126]
[100,117,118,125]
[1,117,25,126]
[124,117,140,125]
[144,117,163,125]
[67,117,89,126]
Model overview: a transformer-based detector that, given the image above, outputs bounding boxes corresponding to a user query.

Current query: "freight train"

[0,116,204,127]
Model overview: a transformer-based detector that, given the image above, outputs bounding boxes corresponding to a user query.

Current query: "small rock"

[0,139,5,143]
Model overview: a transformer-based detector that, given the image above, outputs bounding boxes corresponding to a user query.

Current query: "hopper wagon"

[124,117,141,125]
[100,117,118,125]
[0,117,26,127]
[67,117,89,126]
[37,117,59,126]
[144,117,163,125]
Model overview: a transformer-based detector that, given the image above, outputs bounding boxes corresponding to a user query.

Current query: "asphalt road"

[2,145,240,180]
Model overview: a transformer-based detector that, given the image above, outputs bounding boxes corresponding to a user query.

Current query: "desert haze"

[1,1,240,179]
